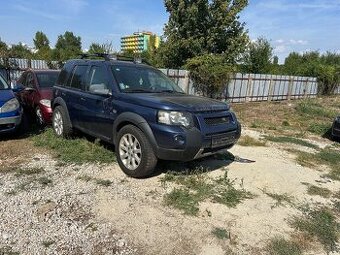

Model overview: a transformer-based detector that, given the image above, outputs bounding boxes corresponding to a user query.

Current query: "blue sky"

[0,0,339,63]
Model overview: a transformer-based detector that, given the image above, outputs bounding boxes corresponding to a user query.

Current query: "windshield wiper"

[157,90,185,94]
[123,88,154,93]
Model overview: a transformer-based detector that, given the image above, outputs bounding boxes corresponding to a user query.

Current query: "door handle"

[80,97,86,101]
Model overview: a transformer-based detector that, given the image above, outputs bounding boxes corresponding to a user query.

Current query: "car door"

[64,65,89,128]
[80,64,115,140]
[20,72,36,111]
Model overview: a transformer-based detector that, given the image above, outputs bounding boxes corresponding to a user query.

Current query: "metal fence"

[0,58,57,81]
[160,69,340,101]
[1,58,339,100]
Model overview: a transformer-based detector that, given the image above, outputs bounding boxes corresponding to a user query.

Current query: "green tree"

[9,43,32,58]
[88,41,115,54]
[160,0,248,68]
[242,37,273,73]
[54,31,82,61]
[185,54,235,98]
[33,31,50,50]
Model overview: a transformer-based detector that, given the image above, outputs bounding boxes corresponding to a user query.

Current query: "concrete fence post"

[245,75,253,102]
[268,78,274,102]
[287,77,293,100]
[184,71,190,94]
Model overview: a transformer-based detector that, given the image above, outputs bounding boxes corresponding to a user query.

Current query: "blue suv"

[0,73,22,134]
[52,54,241,177]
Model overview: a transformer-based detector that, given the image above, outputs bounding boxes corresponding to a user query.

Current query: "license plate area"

[211,133,236,148]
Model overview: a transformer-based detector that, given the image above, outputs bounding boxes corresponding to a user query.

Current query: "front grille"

[204,116,230,126]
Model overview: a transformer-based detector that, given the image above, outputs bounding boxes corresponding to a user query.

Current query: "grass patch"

[262,190,294,208]
[266,237,302,255]
[95,179,113,187]
[306,185,332,198]
[291,148,340,180]
[212,227,229,240]
[164,188,200,216]
[14,167,44,177]
[42,240,55,248]
[308,123,332,135]
[238,135,266,147]
[296,100,337,119]
[38,177,52,186]
[265,136,318,149]
[32,129,116,164]
[292,208,339,253]
[162,170,254,215]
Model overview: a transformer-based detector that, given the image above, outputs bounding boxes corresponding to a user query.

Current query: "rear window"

[0,74,8,89]
[37,72,60,88]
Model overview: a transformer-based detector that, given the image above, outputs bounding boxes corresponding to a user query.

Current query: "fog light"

[174,135,185,146]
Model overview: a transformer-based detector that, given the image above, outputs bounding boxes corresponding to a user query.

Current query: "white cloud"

[274,45,287,53]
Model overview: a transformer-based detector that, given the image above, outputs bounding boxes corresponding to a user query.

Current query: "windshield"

[0,74,9,90]
[111,65,184,93]
[36,72,60,88]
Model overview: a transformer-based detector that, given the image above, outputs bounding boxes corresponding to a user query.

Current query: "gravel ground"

[0,154,138,255]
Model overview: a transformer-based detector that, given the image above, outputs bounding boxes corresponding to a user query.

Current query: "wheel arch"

[113,112,158,151]
[52,97,73,128]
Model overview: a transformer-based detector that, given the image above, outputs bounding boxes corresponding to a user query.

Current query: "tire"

[116,125,157,178]
[35,106,45,126]
[52,106,73,138]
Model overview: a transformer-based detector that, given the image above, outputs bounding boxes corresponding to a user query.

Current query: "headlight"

[0,98,20,113]
[39,99,51,108]
[158,111,193,128]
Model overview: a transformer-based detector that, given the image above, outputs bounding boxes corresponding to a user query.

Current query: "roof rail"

[78,53,150,65]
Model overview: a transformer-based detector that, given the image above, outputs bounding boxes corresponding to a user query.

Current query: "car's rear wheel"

[35,106,45,126]
[116,125,157,178]
[52,106,73,138]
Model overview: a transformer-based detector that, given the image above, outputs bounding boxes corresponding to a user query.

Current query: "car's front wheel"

[52,106,73,138]
[116,125,157,178]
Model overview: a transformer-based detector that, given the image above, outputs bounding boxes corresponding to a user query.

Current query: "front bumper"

[153,122,241,161]
[0,115,22,133]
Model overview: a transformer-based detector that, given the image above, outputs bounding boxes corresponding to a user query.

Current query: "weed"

[32,129,116,164]
[306,185,332,198]
[238,135,266,147]
[262,190,294,208]
[266,237,302,255]
[42,240,55,248]
[0,246,20,255]
[85,222,98,232]
[77,175,93,182]
[308,123,332,135]
[292,208,339,253]
[38,177,52,186]
[265,136,318,149]
[212,227,229,240]
[14,167,44,177]
[162,170,254,215]
[164,188,200,216]
[95,179,112,187]
[282,120,290,127]
[296,100,336,119]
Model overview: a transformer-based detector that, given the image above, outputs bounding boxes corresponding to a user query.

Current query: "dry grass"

[0,139,39,172]
[232,96,339,137]
[238,135,266,147]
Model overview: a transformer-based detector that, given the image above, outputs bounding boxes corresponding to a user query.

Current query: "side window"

[69,65,87,90]
[26,73,34,88]
[57,62,74,86]
[87,66,110,94]
[18,72,27,85]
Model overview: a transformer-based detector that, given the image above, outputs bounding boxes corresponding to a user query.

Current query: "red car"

[16,69,60,125]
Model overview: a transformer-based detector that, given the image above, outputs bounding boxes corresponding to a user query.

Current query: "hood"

[39,88,53,100]
[119,93,229,112]
[0,89,15,107]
